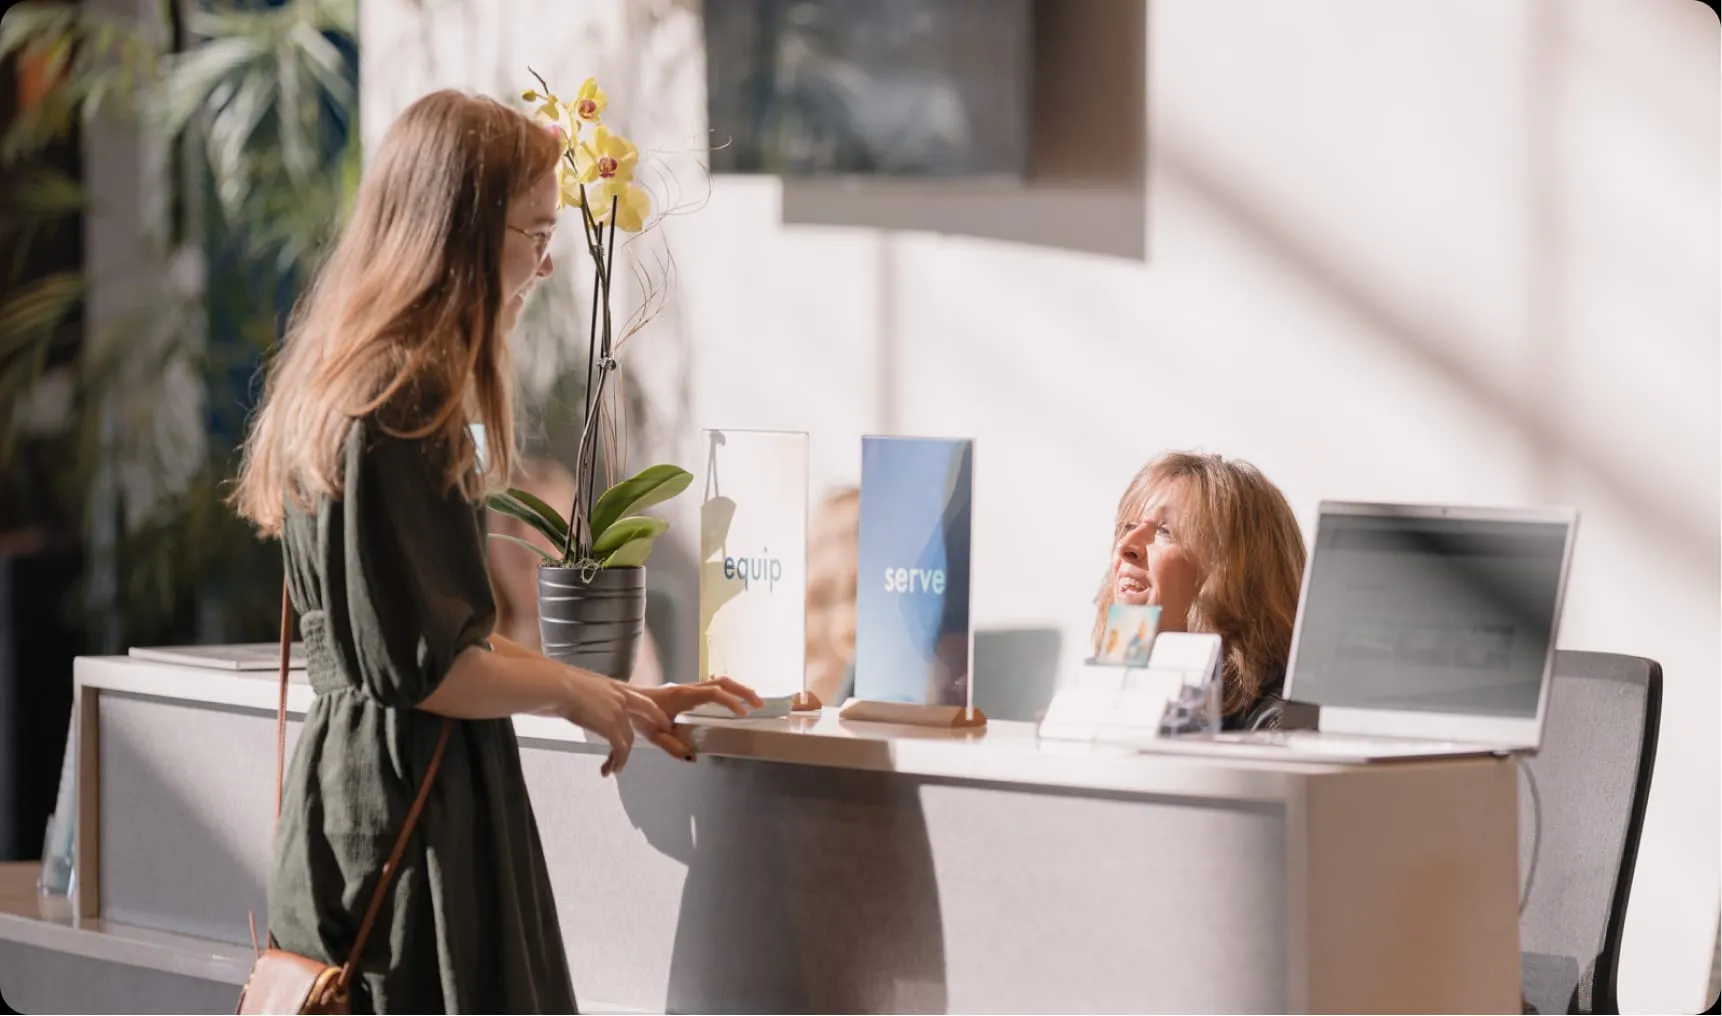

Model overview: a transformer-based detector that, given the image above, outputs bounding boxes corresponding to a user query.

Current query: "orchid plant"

[486,71,692,573]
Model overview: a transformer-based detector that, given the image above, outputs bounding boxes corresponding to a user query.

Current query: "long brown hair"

[231,90,561,535]
[1093,452,1307,716]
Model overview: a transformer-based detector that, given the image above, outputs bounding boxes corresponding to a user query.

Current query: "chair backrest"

[1519,650,1661,1015]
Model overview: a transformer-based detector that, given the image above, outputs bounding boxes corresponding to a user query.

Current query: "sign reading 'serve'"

[853,436,974,706]
[698,429,809,697]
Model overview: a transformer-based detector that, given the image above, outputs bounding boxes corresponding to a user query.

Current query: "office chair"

[1518,651,1661,1015]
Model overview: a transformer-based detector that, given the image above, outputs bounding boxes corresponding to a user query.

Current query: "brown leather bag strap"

[275,578,292,827]
[267,578,293,953]
[274,577,454,993]
[338,717,450,990]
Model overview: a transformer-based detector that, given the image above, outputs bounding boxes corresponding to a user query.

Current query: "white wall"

[362,0,1720,1008]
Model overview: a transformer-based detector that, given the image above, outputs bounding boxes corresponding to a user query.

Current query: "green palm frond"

[0,1,164,166]
[0,0,363,643]
[155,0,357,219]
[1,163,85,221]
[0,271,82,469]
[0,272,83,359]
[0,163,86,276]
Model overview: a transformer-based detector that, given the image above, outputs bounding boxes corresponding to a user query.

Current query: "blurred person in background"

[804,486,860,706]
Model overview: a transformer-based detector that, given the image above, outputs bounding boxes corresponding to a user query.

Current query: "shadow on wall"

[616,747,950,1012]
[777,0,1149,261]
[1152,131,1719,571]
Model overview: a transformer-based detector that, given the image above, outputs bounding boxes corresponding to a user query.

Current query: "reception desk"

[0,654,1523,1013]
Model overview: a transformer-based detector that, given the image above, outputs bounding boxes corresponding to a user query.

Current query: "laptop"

[1150,500,1579,763]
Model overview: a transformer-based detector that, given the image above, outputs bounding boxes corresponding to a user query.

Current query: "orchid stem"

[563,192,620,565]
[564,191,604,562]
[581,195,620,544]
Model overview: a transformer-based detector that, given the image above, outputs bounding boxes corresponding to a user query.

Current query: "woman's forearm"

[416,643,574,720]
[487,633,540,661]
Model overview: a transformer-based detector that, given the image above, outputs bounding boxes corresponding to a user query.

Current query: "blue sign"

[853,436,974,706]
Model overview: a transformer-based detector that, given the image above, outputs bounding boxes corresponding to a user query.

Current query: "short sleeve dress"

[268,417,579,1014]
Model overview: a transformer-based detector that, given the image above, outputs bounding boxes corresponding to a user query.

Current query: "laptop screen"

[1288,511,1570,719]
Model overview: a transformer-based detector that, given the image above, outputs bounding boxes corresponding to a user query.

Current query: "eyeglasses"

[507,224,554,259]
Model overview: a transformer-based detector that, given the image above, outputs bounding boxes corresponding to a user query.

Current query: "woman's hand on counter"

[425,638,763,775]
[568,677,763,775]
[558,667,696,776]
[641,677,764,723]
[423,641,688,775]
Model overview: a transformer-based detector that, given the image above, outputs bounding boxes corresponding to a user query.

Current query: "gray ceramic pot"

[536,565,645,680]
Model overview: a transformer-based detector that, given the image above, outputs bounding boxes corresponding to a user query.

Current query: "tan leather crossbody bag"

[237,580,451,1014]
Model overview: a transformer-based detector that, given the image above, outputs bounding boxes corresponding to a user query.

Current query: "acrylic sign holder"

[841,435,985,730]
[1037,632,1223,747]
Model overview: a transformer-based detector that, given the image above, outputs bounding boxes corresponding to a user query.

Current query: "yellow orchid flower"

[574,125,638,186]
[571,77,607,125]
[523,85,581,138]
[589,180,651,232]
[571,126,651,231]
[522,75,647,228]
[556,163,584,210]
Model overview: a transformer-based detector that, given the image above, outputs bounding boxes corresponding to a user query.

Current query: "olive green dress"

[268,417,579,1014]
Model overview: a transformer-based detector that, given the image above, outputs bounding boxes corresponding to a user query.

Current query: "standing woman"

[231,90,759,1012]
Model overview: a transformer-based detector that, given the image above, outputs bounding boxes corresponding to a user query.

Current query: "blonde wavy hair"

[1093,452,1307,717]
[231,90,562,535]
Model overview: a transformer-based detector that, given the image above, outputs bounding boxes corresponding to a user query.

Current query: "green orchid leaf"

[602,534,657,569]
[506,487,570,538]
[589,464,691,544]
[593,515,668,558]
[485,489,566,549]
[485,532,559,564]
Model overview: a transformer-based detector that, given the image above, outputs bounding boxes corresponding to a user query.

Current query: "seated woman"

[1094,451,1306,730]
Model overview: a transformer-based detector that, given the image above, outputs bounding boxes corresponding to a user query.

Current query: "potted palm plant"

[0,0,363,647]
[485,72,690,679]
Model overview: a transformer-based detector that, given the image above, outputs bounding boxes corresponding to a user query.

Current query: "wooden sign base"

[837,699,988,729]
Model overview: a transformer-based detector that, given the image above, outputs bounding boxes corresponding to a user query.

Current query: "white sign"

[698,429,809,698]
